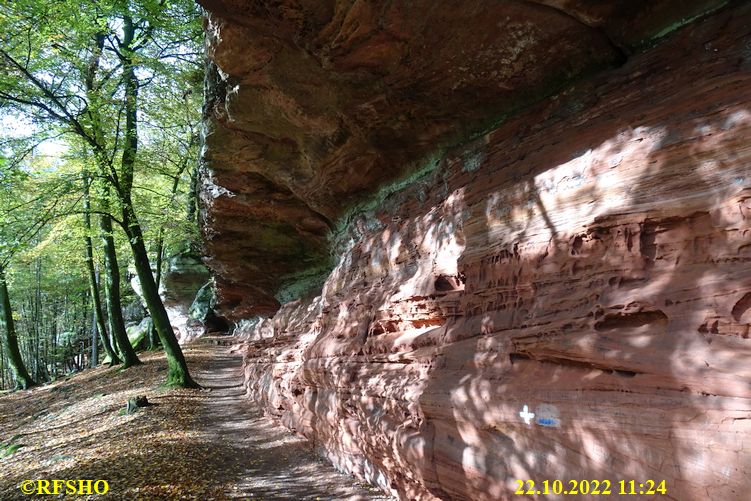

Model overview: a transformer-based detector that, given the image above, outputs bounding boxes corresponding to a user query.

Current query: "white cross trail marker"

[519,404,535,425]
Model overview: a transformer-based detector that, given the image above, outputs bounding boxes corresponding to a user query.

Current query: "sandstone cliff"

[199,1,750,499]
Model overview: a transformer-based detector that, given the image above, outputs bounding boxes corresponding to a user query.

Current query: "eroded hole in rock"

[509,353,531,365]
[570,235,584,255]
[594,310,669,331]
[611,369,637,378]
[434,274,464,292]
[731,292,751,322]
[205,314,231,334]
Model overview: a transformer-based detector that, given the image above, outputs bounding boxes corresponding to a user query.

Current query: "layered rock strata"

[199,0,730,318]
[200,1,751,500]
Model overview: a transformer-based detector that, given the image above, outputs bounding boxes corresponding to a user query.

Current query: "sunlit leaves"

[0,0,202,266]
[0,0,203,388]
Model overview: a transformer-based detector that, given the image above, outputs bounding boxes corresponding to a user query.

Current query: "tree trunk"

[90,301,98,369]
[150,229,164,350]
[123,208,197,387]
[100,191,141,367]
[83,174,120,365]
[0,337,5,390]
[34,259,40,381]
[117,15,197,388]
[154,231,163,291]
[186,163,199,225]
[0,267,35,389]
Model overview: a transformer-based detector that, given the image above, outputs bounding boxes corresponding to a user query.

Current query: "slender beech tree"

[82,172,120,365]
[80,24,131,367]
[108,8,195,386]
[100,186,141,367]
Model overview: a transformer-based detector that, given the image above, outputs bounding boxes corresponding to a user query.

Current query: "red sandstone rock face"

[198,0,729,317]
[230,5,751,500]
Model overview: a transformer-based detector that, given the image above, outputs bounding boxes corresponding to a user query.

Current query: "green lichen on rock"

[329,150,445,253]
[645,1,729,46]
[275,263,333,304]
[274,151,448,303]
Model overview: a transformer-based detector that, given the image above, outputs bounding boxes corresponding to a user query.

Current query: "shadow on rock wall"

[416,18,751,497]
[238,5,751,500]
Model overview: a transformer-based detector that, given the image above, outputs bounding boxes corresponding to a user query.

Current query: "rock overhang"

[197,0,729,320]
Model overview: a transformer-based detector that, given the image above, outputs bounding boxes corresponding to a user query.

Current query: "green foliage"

[0,0,204,388]
[0,154,77,268]
[0,0,203,254]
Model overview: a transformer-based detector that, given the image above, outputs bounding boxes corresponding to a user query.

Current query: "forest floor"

[0,337,390,500]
